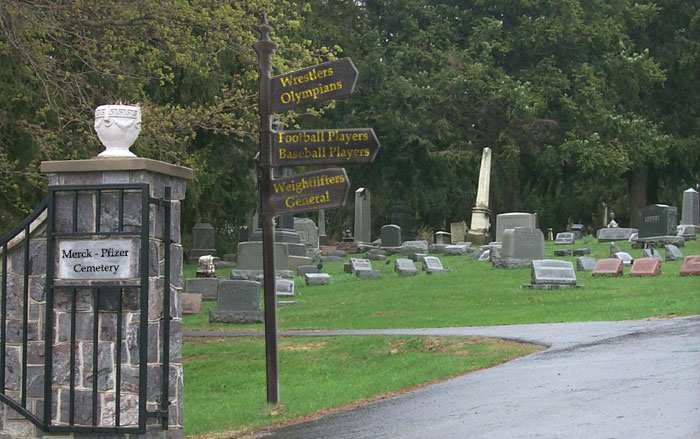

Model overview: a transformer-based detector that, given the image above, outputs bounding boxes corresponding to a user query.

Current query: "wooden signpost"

[253,14,380,404]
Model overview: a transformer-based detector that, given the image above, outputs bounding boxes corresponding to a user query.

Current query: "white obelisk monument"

[467,147,492,244]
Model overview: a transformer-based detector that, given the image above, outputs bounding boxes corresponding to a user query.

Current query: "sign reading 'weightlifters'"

[271,128,380,166]
[269,168,350,215]
[270,58,358,113]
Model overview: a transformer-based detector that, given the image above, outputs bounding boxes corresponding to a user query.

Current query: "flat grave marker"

[528,260,577,288]
[422,256,450,274]
[680,255,700,275]
[664,245,683,261]
[555,232,575,245]
[395,258,419,277]
[614,252,634,266]
[576,256,597,271]
[305,273,331,286]
[276,279,295,297]
[593,258,624,276]
[642,248,662,260]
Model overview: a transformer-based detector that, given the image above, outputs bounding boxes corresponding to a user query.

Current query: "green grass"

[183,237,700,331]
[183,335,542,437]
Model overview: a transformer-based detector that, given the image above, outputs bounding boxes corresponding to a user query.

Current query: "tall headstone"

[500,227,546,261]
[354,187,371,243]
[495,212,537,242]
[467,147,492,245]
[391,202,415,242]
[681,188,699,231]
[318,210,328,244]
[189,222,216,263]
[450,221,468,244]
[637,204,677,238]
[294,217,319,249]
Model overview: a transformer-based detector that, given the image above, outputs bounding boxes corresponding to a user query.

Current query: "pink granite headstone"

[182,293,203,315]
[629,257,662,277]
[592,258,624,276]
[680,255,700,276]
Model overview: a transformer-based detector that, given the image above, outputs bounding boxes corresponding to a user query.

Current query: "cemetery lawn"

[182,335,542,437]
[183,237,700,331]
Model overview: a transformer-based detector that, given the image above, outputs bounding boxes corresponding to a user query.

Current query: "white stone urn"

[94,104,141,158]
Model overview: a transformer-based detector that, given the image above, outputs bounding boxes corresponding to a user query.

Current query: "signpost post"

[253,15,379,404]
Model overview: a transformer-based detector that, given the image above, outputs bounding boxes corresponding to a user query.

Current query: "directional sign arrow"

[270,58,358,113]
[269,168,350,216]
[271,128,380,167]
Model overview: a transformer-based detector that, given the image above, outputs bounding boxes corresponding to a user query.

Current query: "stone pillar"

[467,147,492,245]
[354,188,371,243]
[681,188,699,227]
[16,157,192,439]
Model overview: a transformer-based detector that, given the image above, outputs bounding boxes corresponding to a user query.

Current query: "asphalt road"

[204,316,700,439]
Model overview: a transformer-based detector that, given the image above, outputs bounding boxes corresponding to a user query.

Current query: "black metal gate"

[0,183,173,434]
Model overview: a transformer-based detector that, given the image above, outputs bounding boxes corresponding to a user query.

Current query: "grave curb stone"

[554,249,572,257]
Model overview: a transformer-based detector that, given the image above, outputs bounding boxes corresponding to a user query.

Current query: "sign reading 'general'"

[58,239,137,280]
[271,128,380,166]
[269,168,350,215]
[270,58,358,113]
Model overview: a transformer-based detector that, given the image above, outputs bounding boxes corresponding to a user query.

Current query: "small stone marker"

[628,233,638,243]
[305,273,331,285]
[356,269,381,279]
[642,248,662,260]
[434,231,451,245]
[554,249,572,257]
[422,256,450,274]
[630,257,662,277]
[297,265,320,277]
[570,224,584,240]
[680,255,700,275]
[276,279,295,297]
[196,255,217,277]
[614,252,634,266]
[381,224,402,247]
[185,277,220,301]
[664,245,683,261]
[394,258,418,277]
[402,240,429,251]
[322,255,343,263]
[350,258,372,273]
[478,250,491,261]
[450,221,467,244]
[555,232,575,245]
[444,244,469,256]
[209,280,263,323]
[597,228,637,242]
[428,243,448,254]
[573,248,591,256]
[527,260,577,288]
[593,258,624,276]
[576,256,597,271]
[181,293,202,315]
[366,252,387,261]
[609,242,622,257]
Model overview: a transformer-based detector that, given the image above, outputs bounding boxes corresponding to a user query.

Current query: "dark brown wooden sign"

[270,58,358,113]
[271,128,380,167]
[269,168,350,215]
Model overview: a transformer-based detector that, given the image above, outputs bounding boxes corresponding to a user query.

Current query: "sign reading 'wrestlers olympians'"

[270,58,358,113]
[269,168,350,215]
[271,128,380,166]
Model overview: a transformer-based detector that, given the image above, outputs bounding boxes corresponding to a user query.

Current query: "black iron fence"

[0,183,173,434]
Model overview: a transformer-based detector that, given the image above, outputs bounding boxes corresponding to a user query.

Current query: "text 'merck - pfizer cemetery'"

[1,4,700,439]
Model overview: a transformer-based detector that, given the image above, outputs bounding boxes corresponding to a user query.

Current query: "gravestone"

[350,258,381,278]
[402,240,429,252]
[681,188,699,227]
[444,244,469,256]
[555,232,575,245]
[478,250,491,261]
[597,228,638,242]
[354,188,371,243]
[395,258,419,277]
[294,217,319,249]
[435,231,451,245]
[570,223,585,240]
[189,222,217,263]
[630,257,662,277]
[429,243,448,254]
[450,221,468,244]
[677,225,695,237]
[297,265,320,276]
[680,255,700,275]
[576,256,597,271]
[366,252,387,261]
[614,252,634,266]
[391,202,415,242]
[501,228,545,259]
[209,280,264,323]
[528,260,577,288]
[356,269,381,279]
[276,279,295,297]
[381,224,402,248]
[422,256,450,274]
[305,273,331,285]
[322,255,343,263]
[664,245,683,261]
[231,241,293,281]
[554,249,572,257]
[642,248,662,260]
[637,204,677,238]
[182,293,203,315]
[467,147,492,244]
[573,248,591,256]
[318,210,328,244]
[609,242,622,258]
[496,212,537,242]
[593,258,624,276]
[185,277,220,301]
